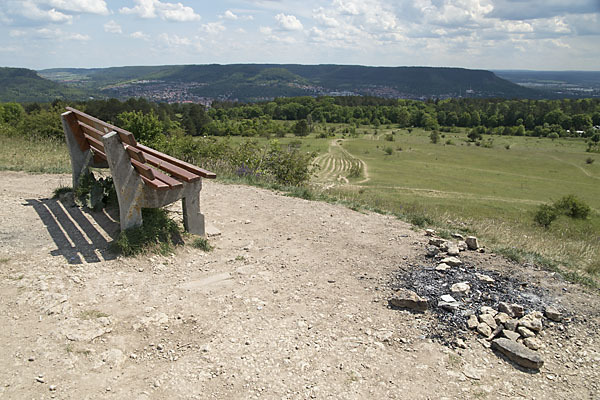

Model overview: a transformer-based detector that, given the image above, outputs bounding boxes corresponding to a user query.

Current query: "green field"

[2,125,599,284]
[308,128,600,282]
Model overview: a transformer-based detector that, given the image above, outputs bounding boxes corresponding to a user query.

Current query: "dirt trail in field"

[1,170,599,399]
[550,155,600,180]
[314,139,369,186]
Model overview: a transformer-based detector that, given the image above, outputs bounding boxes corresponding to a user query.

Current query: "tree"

[467,126,484,141]
[117,110,164,146]
[293,119,309,136]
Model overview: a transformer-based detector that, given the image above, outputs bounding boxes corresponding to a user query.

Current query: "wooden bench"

[61,107,216,235]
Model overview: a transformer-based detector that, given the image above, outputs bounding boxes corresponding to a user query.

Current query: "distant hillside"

[494,70,600,98]
[0,67,84,102]
[40,64,540,102]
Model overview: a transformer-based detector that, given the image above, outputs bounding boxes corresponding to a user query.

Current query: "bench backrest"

[64,107,216,191]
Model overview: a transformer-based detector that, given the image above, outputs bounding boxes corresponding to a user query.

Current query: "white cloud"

[21,0,73,23]
[104,20,122,34]
[159,32,191,46]
[259,26,272,35]
[487,0,599,20]
[223,10,237,20]
[313,7,339,27]
[120,0,201,22]
[275,13,303,31]
[47,0,109,15]
[201,21,226,35]
[131,31,150,40]
[33,27,89,40]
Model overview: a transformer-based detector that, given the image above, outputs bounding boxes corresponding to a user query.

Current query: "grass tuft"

[52,185,72,199]
[110,208,183,256]
[191,237,213,252]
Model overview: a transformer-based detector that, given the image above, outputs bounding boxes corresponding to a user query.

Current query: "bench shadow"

[25,197,119,264]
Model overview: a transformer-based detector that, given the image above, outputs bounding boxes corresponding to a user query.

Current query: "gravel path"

[0,171,598,399]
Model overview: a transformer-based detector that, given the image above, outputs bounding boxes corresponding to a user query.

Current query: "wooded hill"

[38,64,539,101]
[0,68,84,102]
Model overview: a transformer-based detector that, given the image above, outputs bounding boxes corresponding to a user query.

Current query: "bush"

[384,147,393,155]
[553,194,591,219]
[534,204,558,228]
[534,194,592,227]
[586,157,595,164]
[384,133,394,142]
[429,131,440,144]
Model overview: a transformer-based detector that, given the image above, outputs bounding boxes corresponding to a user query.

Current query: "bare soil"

[0,171,598,399]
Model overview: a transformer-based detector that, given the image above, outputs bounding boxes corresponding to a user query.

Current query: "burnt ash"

[391,261,558,344]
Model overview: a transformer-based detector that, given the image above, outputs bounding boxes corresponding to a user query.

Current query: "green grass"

[110,208,184,256]
[333,128,600,285]
[191,236,214,252]
[79,309,109,320]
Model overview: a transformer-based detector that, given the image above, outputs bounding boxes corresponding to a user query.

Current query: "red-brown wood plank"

[64,112,89,152]
[66,107,137,146]
[140,151,200,183]
[83,133,105,154]
[137,144,216,179]
[91,148,107,160]
[140,175,170,191]
[151,169,183,189]
[124,145,147,163]
[130,159,156,181]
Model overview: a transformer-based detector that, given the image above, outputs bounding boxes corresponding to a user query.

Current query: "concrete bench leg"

[62,112,91,189]
[182,181,205,236]
[102,131,145,231]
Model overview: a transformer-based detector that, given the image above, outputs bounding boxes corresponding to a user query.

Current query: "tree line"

[1,96,599,141]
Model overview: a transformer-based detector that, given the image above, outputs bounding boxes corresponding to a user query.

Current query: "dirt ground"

[0,170,598,400]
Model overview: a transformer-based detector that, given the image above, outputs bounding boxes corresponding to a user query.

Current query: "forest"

[5,96,597,140]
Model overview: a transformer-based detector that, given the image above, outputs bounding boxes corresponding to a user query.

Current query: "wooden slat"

[78,121,104,142]
[91,148,107,160]
[152,169,183,189]
[124,145,147,163]
[84,133,105,154]
[130,159,156,181]
[140,175,170,191]
[64,112,89,152]
[140,151,200,183]
[137,144,216,179]
[66,107,137,146]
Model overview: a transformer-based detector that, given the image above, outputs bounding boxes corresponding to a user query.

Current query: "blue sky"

[1,0,599,70]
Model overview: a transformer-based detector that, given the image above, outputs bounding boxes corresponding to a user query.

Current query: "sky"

[1,0,599,71]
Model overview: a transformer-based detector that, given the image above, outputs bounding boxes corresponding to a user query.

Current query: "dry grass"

[0,133,70,174]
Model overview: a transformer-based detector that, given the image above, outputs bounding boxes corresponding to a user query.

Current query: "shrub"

[534,204,558,228]
[553,194,591,219]
[384,147,393,155]
[534,194,592,227]
[586,157,595,164]
[384,133,394,142]
[429,131,440,144]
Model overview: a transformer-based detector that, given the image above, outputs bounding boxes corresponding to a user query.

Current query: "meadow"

[1,124,599,285]
[307,127,600,283]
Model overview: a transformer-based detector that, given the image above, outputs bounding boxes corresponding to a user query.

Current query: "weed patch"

[111,208,183,256]
[191,237,213,252]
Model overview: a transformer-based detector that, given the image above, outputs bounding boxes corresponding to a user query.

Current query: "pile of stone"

[465,302,562,369]
[389,229,566,371]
